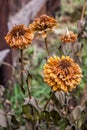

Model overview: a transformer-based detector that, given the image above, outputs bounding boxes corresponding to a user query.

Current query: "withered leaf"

[0,110,7,127]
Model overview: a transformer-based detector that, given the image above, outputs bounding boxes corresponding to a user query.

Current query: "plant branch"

[0,61,14,69]
[44,37,50,56]
[26,72,32,99]
[20,49,25,94]
[81,0,87,20]
[44,91,55,110]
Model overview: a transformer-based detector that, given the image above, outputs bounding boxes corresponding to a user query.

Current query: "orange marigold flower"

[29,14,58,38]
[61,30,78,43]
[43,56,82,92]
[5,24,34,49]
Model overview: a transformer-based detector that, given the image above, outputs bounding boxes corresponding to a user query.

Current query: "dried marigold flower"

[5,24,34,49]
[29,14,58,38]
[61,30,78,43]
[43,56,82,92]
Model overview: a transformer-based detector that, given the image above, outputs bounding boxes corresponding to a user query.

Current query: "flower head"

[5,24,34,49]
[61,29,77,43]
[43,56,82,92]
[29,14,58,38]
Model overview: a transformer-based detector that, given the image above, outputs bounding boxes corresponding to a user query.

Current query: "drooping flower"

[43,56,82,92]
[29,14,58,38]
[5,24,34,49]
[61,29,77,43]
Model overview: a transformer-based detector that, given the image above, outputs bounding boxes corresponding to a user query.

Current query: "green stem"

[44,91,55,110]
[44,37,50,56]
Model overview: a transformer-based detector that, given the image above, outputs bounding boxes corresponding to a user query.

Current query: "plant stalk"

[26,73,32,99]
[44,91,55,110]
[20,49,25,93]
[81,0,86,20]
[44,37,50,56]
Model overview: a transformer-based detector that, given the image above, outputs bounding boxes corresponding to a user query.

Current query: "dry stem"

[26,72,32,99]
[44,91,55,110]
[44,37,50,56]
[20,49,25,93]
[81,0,87,20]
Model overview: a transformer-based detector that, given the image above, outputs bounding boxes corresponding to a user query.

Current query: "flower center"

[59,60,71,69]
[12,30,25,37]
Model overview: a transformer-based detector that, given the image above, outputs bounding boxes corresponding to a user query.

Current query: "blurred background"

[0,0,87,113]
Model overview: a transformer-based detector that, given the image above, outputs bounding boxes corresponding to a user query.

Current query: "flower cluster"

[29,14,58,38]
[5,25,34,49]
[61,31,77,43]
[43,56,82,92]
[5,14,82,93]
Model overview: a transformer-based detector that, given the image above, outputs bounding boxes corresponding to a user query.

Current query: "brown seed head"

[29,14,58,37]
[61,30,78,43]
[43,56,82,92]
[5,24,34,49]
